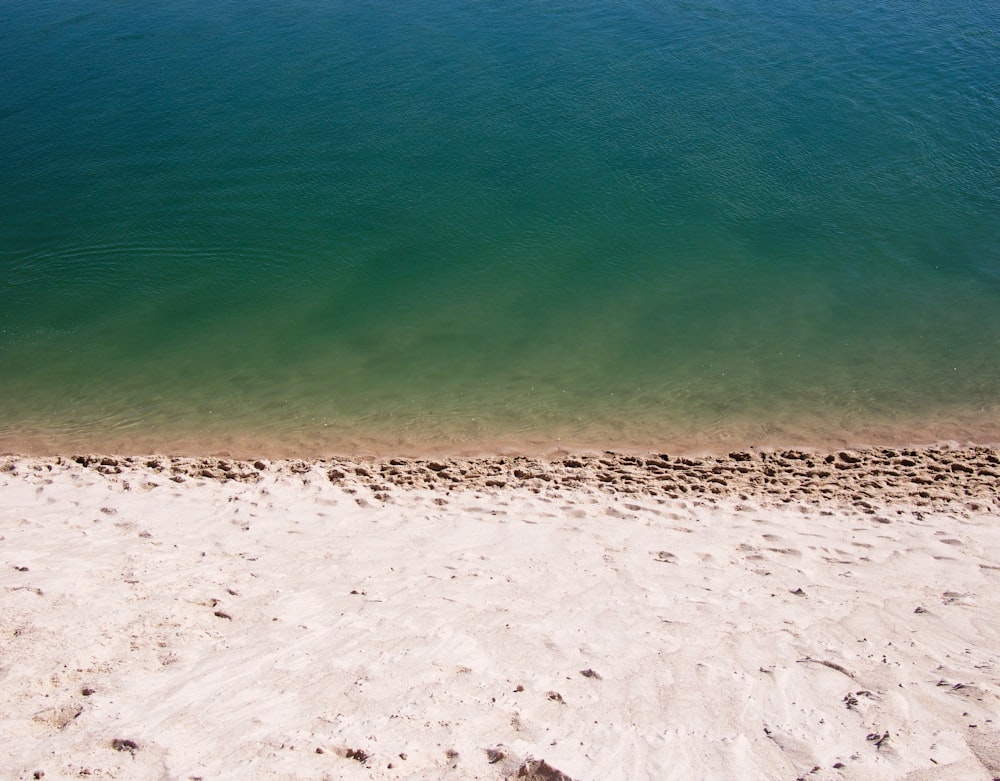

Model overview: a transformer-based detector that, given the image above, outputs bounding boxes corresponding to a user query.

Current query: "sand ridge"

[1,445,999,780]
[38,443,1000,514]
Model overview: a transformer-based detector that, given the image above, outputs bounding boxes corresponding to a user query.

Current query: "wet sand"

[2,444,999,779]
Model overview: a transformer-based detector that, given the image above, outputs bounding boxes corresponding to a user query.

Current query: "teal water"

[2,0,999,454]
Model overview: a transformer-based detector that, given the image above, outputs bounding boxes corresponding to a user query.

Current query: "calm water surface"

[1,0,999,454]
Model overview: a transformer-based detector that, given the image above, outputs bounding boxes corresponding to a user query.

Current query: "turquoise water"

[2,0,999,454]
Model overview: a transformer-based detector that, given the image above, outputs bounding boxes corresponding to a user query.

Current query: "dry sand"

[1,445,999,780]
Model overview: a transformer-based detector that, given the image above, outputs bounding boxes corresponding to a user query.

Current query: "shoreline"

[3,410,1000,462]
[3,444,1000,779]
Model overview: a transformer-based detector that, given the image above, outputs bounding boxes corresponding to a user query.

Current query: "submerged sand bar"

[2,444,999,779]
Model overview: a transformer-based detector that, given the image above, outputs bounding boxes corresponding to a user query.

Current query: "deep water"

[2,0,999,453]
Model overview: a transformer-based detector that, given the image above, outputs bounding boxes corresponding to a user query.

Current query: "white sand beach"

[2,447,999,780]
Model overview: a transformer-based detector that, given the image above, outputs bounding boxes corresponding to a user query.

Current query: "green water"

[2,0,999,454]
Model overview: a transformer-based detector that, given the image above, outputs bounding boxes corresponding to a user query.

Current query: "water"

[2,0,999,455]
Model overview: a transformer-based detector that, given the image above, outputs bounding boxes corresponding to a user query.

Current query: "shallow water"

[2,0,999,454]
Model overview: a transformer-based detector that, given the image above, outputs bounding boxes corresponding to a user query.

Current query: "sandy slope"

[1,448,999,780]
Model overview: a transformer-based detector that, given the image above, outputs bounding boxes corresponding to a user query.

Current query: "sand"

[1,445,999,780]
